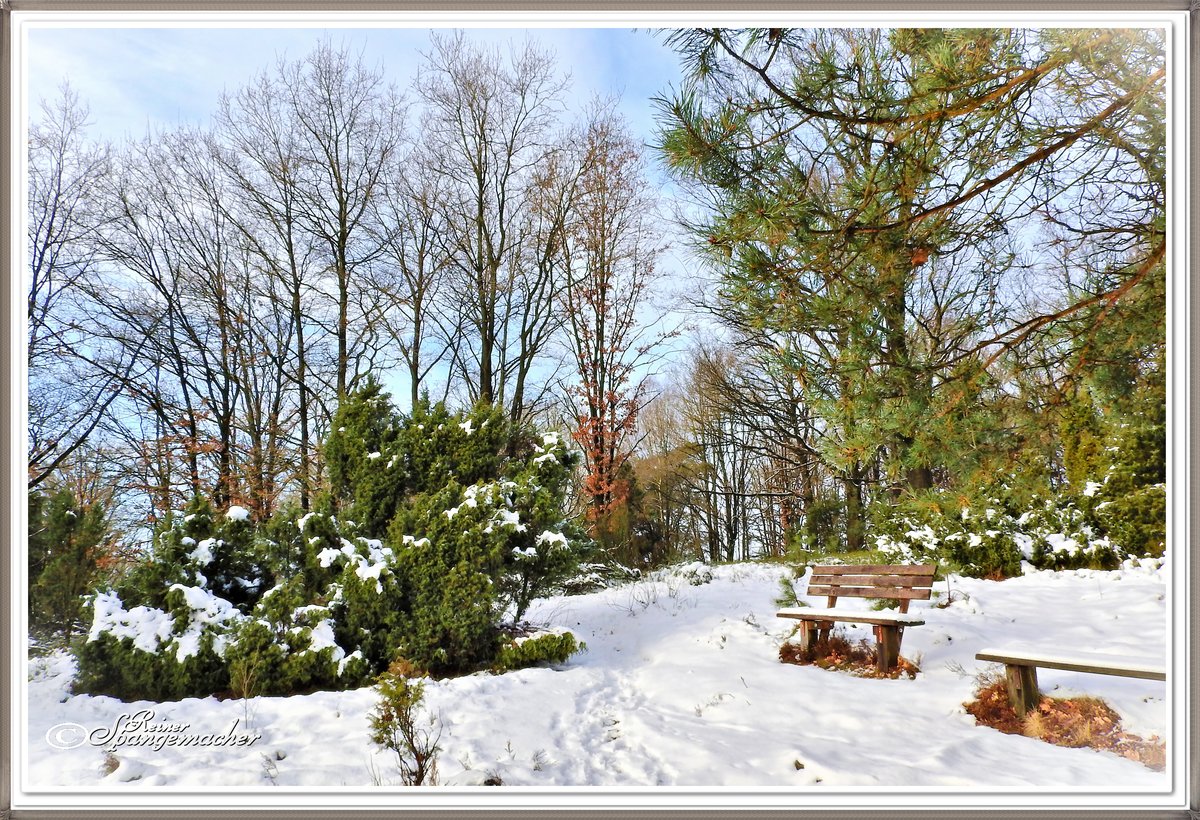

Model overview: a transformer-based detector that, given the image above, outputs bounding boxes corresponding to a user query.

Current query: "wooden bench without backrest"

[776,564,937,674]
[975,648,1167,717]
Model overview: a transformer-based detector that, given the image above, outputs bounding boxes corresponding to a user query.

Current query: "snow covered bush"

[73,385,591,698]
[257,500,347,604]
[870,496,956,567]
[116,496,269,613]
[74,499,275,699]
[223,619,285,698]
[1015,496,1124,571]
[325,380,511,536]
[1087,385,1166,559]
[330,385,588,617]
[870,354,1165,579]
[1057,364,1166,559]
[872,488,1135,579]
[225,579,371,697]
[73,584,236,700]
[941,504,1024,579]
[1097,483,1166,560]
[325,545,410,674]
[385,457,584,674]
[330,389,588,675]
[673,562,715,586]
[558,561,641,595]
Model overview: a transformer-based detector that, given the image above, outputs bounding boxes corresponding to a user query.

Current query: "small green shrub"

[225,620,287,698]
[942,529,1022,580]
[803,497,844,554]
[493,631,582,672]
[28,489,111,636]
[369,672,441,786]
[773,567,806,608]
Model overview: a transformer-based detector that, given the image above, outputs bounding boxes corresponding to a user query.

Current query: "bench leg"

[798,621,817,653]
[1004,664,1040,717]
[798,621,834,652]
[876,625,901,674]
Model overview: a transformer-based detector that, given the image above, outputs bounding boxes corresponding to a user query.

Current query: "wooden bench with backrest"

[975,648,1166,717]
[776,564,937,674]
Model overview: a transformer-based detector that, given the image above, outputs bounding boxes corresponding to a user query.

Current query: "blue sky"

[24,24,703,284]
[22,24,706,398]
[26,26,684,152]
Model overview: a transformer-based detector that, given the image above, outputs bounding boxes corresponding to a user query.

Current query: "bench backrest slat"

[815,564,935,576]
[807,585,933,601]
[808,564,936,614]
[809,574,932,588]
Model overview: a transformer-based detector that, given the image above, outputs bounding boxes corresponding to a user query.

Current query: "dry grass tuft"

[386,656,426,679]
[778,631,919,680]
[964,681,1165,771]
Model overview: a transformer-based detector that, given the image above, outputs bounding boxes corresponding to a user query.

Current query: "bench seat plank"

[777,607,926,626]
[976,648,1166,681]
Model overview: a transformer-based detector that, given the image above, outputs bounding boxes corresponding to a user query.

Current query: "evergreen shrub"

[871,486,1139,579]
[73,384,588,699]
[493,631,582,672]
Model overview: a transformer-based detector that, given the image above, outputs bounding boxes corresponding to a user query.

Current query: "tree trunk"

[843,464,865,553]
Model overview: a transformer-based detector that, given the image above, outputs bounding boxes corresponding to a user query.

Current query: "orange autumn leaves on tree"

[570,396,640,522]
[560,105,676,526]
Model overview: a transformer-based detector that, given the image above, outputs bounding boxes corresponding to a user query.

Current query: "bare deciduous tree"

[216,69,328,510]
[418,32,570,420]
[282,41,406,400]
[371,148,456,409]
[27,86,126,489]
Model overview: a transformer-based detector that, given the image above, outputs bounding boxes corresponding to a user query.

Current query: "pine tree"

[320,381,586,673]
[656,28,1165,546]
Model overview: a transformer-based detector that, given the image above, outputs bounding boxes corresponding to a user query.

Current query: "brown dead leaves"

[964,681,1166,771]
[778,633,919,680]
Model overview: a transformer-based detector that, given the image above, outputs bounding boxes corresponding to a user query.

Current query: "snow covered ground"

[22,559,1172,800]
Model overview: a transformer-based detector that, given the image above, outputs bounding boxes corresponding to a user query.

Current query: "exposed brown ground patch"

[779,632,919,680]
